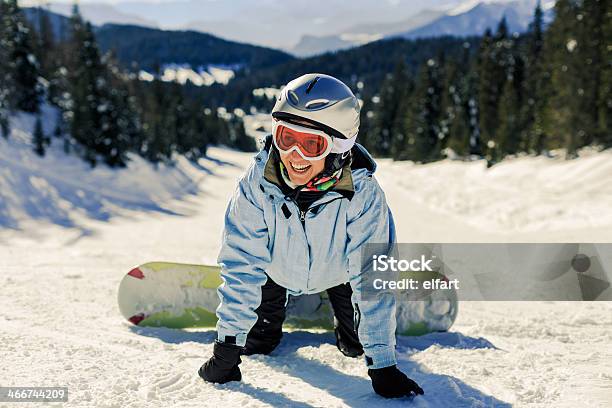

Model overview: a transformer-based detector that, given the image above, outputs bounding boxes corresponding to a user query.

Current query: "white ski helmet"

[272,73,360,143]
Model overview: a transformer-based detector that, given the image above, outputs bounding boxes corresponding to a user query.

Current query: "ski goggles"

[272,120,355,161]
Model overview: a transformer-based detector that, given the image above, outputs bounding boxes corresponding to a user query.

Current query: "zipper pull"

[299,210,306,222]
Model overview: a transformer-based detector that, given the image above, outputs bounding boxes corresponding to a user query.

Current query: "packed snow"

[380,149,612,235]
[1,110,611,407]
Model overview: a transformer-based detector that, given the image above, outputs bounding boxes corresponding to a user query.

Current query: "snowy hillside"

[1,111,611,407]
[139,64,236,87]
[379,150,612,235]
[0,107,206,232]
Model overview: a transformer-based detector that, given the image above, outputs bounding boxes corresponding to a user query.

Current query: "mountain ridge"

[291,0,553,56]
[23,8,296,72]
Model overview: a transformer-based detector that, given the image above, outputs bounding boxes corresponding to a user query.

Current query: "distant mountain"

[34,0,457,50]
[343,8,446,40]
[396,0,548,39]
[116,0,456,48]
[22,7,71,40]
[290,0,554,57]
[31,2,158,28]
[289,35,356,59]
[94,24,295,72]
[291,8,445,57]
[23,8,295,75]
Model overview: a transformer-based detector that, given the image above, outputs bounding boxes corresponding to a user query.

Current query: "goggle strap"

[331,136,356,154]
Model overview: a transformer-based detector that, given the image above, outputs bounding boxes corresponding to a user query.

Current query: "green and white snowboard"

[118,262,458,336]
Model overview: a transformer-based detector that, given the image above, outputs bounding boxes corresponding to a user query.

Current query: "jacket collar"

[263,148,355,200]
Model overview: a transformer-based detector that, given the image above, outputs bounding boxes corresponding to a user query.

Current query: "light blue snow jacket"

[216,141,398,369]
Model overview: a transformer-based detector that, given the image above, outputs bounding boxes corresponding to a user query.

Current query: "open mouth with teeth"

[289,161,312,173]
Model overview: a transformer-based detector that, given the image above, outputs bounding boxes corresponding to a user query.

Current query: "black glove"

[368,365,424,398]
[198,341,243,384]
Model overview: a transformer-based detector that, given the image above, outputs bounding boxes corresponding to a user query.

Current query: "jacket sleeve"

[215,165,270,346]
[346,175,398,369]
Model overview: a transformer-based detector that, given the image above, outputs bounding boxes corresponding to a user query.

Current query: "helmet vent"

[305,76,320,94]
[287,90,299,106]
[305,99,330,110]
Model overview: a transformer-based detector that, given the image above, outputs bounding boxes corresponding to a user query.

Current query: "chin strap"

[318,150,352,180]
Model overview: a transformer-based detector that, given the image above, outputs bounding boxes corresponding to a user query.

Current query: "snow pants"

[243,274,363,356]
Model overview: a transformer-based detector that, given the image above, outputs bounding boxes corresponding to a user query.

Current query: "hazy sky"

[18,0,530,51]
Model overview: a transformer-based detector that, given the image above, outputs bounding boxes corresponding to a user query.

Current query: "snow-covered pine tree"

[97,52,139,167]
[175,96,205,160]
[0,8,9,138]
[200,107,228,148]
[496,35,525,160]
[370,60,410,158]
[139,78,178,164]
[227,116,256,153]
[34,4,57,79]
[66,6,133,167]
[497,70,523,158]
[403,58,443,163]
[478,19,511,162]
[579,0,609,148]
[1,0,41,113]
[53,110,63,139]
[33,116,49,156]
[357,95,374,153]
[0,86,9,138]
[522,0,548,154]
[543,0,571,153]
[67,7,102,166]
[384,60,414,161]
[442,51,472,157]
[543,0,598,156]
[601,0,612,146]
[476,29,496,158]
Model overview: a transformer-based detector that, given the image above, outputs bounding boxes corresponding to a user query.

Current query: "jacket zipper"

[305,196,345,219]
[292,196,345,227]
[287,194,347,290]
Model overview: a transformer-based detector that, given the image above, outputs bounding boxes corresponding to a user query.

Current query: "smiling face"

[279,149,326,185]
[275,117,329,185]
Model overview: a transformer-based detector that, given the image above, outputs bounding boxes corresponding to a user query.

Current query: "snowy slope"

[0,107,206,232]
[1,111,611,407]
[379,150,612,235]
